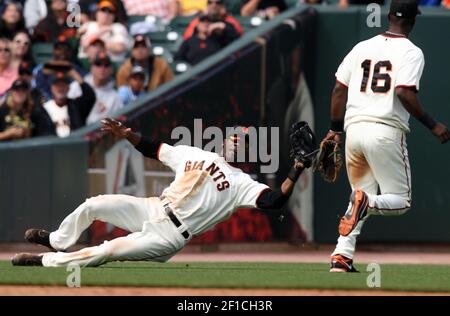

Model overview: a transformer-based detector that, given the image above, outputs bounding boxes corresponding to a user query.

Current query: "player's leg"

[362,123,411,216]
[49,195,160,251]
[331,123,379,267]
[42,217,187,267]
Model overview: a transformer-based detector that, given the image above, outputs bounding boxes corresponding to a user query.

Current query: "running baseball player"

[324,0,450,272]
[12,119,315,267]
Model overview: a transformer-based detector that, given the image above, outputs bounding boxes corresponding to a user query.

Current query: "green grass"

[1,261,449,292]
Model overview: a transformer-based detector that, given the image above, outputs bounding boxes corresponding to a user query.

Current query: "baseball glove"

[289,121,317,168]
[315,139,343,183]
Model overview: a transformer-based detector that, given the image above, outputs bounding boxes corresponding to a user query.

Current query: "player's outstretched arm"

[396,87,450,144]
[101,118,141,146]
[255,163,305,210]
[101,118,163,159]
[255,120,316,209]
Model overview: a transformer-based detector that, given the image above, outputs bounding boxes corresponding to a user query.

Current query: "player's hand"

[431,122,450,144]
[101,118,132,138]
[322,130,341,144]
[294,160,304,170]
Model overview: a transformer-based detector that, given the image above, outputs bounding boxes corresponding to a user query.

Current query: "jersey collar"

[381,32,406,38]
[381,32,407,38]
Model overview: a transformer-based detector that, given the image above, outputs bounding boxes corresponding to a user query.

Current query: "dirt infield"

[1,285,449,296]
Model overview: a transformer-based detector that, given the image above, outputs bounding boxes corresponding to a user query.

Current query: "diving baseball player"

[12,119,314,267]
[323,0,450,272]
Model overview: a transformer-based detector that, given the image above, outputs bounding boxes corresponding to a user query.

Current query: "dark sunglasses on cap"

[94,61,112,67]
[99,7,114,14]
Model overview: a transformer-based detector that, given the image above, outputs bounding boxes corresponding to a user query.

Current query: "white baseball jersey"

[158,144,269,236]
[43,100,71,137]
[336,33,425,132]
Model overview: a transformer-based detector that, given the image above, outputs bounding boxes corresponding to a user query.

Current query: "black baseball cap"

[133,34,151,48]
[10,79,30,90]
[50,71,71,84]
[93,52,112,66]
[54,35,71,49]
[389,0,421,19]
[130,65,146,77]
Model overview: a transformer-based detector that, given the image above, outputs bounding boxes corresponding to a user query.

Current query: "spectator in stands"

[81,52,123,124]
[0,37,18,97]
[116,34,174,92]
[10,30,34,70]
[80,37,107,70]
[118,65,146,105]
[444,0,450,8]
[184,0,243,40]
[32,0,77,42]
[122,0,178,24]
[0,1,27,40]
[175,14,239,65]
[23,0,47,31]
[34,37,86,101]
[0,78,33,141]
[35,69,96,137]
[78,0,131,62]
[338,0,384,7]
[240,0,287,19]
[18,60,44,108]
[78,0,128,25]
[178,0,208,16]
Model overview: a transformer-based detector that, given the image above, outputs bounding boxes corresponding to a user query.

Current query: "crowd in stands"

[0,0,449,142]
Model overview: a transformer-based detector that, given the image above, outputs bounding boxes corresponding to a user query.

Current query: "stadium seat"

[127,15,146,25]
[224,0,242,15]
[31,43,54,64]
[152,45,174,64]
[236,16,266,32]
[169,16,195,31]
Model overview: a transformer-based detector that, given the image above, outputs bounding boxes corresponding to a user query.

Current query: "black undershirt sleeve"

[134,137,162,160]
[256,188,289,210]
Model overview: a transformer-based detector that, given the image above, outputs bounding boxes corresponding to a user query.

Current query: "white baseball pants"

[332,122,412,259]
[42,195,189,267]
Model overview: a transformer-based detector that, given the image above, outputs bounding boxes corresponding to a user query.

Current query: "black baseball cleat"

[11,253,43,266]
[24,229,56,251]
[330,254,359,272]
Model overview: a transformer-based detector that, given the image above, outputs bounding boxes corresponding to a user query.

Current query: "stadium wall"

[1,6,449,243]
[0,137,88,241]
